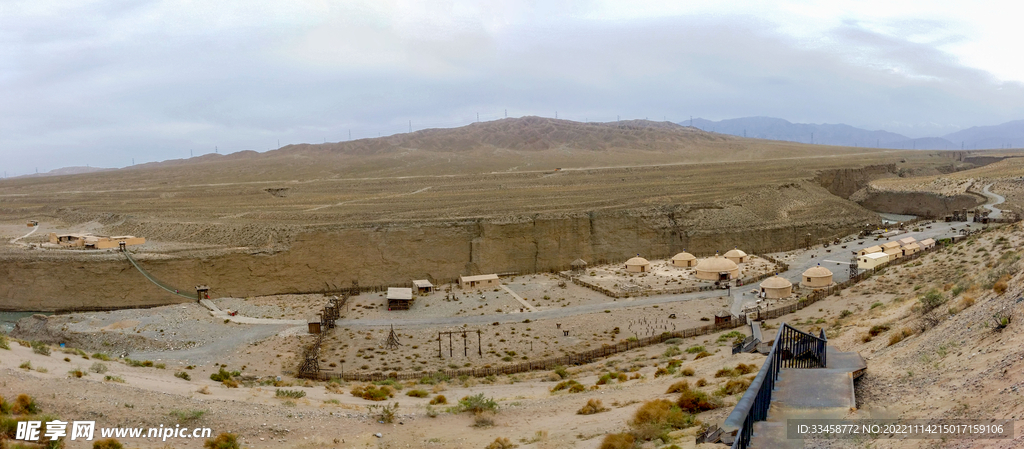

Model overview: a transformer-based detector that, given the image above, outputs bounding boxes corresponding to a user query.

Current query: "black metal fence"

[723,323,827,449]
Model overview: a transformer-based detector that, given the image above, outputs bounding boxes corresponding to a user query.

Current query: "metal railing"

[723,323,827,449]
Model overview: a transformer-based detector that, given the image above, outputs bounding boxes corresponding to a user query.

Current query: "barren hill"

[0,117,1002,309]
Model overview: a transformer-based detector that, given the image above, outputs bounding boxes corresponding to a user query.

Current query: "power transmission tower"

[385,325,402,350]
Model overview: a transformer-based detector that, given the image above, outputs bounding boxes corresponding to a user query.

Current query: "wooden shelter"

[459,274,500,289]
[387,287,414,310]
[412,279,434,294]
[570,258,588,273]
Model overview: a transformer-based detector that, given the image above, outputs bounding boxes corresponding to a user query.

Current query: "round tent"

[724,248,748,264]
[694,256,740,281]
[759,275,793,299]
[671,251,697,267]
[801,265,834,289]
[625,256,650,273]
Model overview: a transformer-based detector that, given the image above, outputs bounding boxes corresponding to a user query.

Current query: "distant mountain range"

[7,166,113,179]
[680,117,1024,150]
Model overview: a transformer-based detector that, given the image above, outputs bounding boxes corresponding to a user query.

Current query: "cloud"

[2,1,1024,175]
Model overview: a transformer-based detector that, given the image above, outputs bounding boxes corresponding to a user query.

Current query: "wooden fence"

[299,239,952,381]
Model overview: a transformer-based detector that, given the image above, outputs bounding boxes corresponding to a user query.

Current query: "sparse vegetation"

[666,380,690,393]
[30,340,50,356]
[485,437,518,449]
[204,432,241,449]
[577,398,609,415]
[406,389,429,398]
[451,393,498,414]
[599,433,635,449]
[676,388,723,413]
[92,438,125,449]
[351,384,395,401]
[170,409,206,423]
[367,402,399,423]
[430,395,447,405]
[275,389,306,399]
[89,362,109,374]
[175,371,192,381]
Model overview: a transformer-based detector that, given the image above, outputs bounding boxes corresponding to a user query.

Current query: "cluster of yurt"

[669,248,748,282]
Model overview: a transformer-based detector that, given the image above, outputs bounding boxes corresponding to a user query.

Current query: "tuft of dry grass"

[676,389,723,413]
[666,380,690,394]
[888,328,915,346]
[485,437,518,449]
[429,395,447,405]
[577,398,609,415]
[599,433,635,449]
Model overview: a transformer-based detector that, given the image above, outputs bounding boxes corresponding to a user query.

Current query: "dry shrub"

[861,334,873,343]
[629,399,697,441]
[735,363,758,375]
[93,438,125,449]
[472,412,495,427]
[888,328,914,346]
[716,378,752,396]
[599,433,634,449]
[430,395,447,405]
[485,437,518,449]
[666,380,690,394]
[676,389,722,413]
[993,280,1008,294]
[695,378,708,387]
[654,367,669,378]
[868,324,891,337]
[680,367,695,376]
[714,368,737,378]
[960,295,976,308]
[204,432,240,449]
[351,384,394,401]
[12,394,39,415]
[406,389,429,398]
[629,372,641,380]
[325,383,344,394]
[577,398,608,415]
[197,386,211,395]
[694,351,712,360]
[221,378,239,388]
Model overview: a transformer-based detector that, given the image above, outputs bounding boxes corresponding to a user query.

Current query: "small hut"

[857,252,888,270]
[694,256,740,281]
[759,276,793,299]
[858,245,883,256]
[387,287,414,310]
[459,274,500,289]
[714,310,732,325]
[800,265,833,289]
[902,242,921,256]
[671,251,697,267]
[625,256,651,273]
[570,258,588,274]
[919,238,936,250]
[412,279,434,295]
[724,248,749,264]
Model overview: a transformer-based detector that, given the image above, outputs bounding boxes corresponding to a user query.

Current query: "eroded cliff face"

[815,164,984,217]
[1,182,877,310]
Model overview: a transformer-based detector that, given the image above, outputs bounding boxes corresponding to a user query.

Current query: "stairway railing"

[722,323,827,449]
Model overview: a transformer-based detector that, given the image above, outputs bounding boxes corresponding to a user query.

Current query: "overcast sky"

[3,1,1024,176]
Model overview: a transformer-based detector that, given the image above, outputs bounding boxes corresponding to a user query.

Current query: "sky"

[3,0,1024,176]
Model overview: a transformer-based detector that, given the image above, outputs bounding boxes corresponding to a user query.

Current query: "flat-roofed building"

[459,274,500,289]
[412,279,434,294]
[858,252,889,270]
[919,238,936,250]
[387,287,414,310]
[858,245,883,256]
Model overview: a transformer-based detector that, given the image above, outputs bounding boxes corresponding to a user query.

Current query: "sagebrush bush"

[30,341,50,356]
[13,394,39,415]
[599,433,634,449]
[694,351,712,360]
[453,394,498,414]
[89,362,109,374]
[680,367,695,376]
[429,395,447,405]
[204,432,240,449]
[676,388,722,413]
[175,371,191,381]
[577,399,608,415]
[485,437,518,449]
[351,384,394,401]
[715,378,752,396]
[666,380,690,394]
[92,438,124,449]
[406,389,429,398]
[275,389,306,399]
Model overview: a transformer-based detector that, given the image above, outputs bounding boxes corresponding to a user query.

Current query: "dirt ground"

[5,224,1022,448]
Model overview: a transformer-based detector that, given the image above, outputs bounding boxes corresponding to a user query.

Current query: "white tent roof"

[412,279,433,288]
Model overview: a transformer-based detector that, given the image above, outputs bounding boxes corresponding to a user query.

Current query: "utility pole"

[690,116,693,127]
[477,113,479,122]
[190,149,193,158]
[409,120,412,132]
[555,111,558,119]
[504,109,507,118]
[349,130,351,141]
[215,146,218,154]
[811,133,814,144]
[277,139,280,148]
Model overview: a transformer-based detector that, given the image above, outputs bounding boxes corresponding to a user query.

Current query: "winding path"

[981,183,1005,219]
[8,224,38,245]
